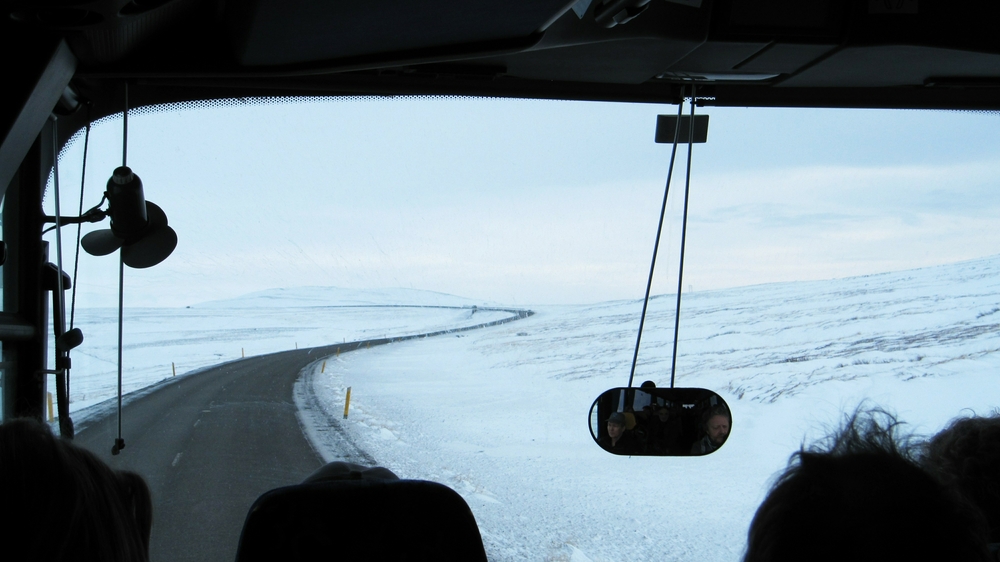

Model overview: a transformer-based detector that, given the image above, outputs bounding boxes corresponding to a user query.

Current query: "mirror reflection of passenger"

[600,412,640,455]
[643,403,683,455]
[632,381,657,411]
[691,406,731,455]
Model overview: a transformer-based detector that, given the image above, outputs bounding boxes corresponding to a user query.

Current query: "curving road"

[72,308,532,562]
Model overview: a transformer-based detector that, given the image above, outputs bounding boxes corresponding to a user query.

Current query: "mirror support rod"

[670,86,698,389]
[629,86,704,390]
[627,94,685,389]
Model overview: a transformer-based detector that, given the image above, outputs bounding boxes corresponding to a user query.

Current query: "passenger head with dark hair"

[303,461,399,484]
[599,412,640,454]
[924,413,1000,543]
[744,408,990,562]
[0,418,152,562]
[691,405,731,455]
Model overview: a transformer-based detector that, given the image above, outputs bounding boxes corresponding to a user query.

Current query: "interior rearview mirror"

[589,387,731,456]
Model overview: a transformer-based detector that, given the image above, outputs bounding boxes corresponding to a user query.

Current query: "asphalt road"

[72,308,532,562]
[74,347,340,562]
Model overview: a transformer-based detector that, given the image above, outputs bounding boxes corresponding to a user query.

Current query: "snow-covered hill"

[301,255,1000,561]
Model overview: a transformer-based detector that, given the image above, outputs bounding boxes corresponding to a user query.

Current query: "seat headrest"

[235,478,487,562]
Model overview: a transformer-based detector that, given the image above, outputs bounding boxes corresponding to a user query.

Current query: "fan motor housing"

[107,166,149,242]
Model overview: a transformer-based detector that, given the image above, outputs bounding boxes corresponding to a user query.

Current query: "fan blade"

[122,225,177,269]
[145,201,169,227]
[82,229,124,256]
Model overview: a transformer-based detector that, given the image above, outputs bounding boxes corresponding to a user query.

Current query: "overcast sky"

[42,97,1000,307]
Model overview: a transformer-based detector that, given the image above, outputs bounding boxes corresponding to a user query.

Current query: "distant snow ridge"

[466,253,1000,404]
[66,288,509,414]
[68,255,1000,416]
[678,254,1000,403]
[193,286,487,308]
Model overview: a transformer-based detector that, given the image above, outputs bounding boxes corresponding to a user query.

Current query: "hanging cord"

[113,252,125,454]
[627,100,685,389]
[51,118,73,437]
[122,82,128,167]
[112,82,128,455]
[669,86,698,389]
[70,106,92,334]
[65,104,92,405]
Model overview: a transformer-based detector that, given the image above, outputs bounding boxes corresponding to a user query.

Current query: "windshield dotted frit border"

[57,94,514,163]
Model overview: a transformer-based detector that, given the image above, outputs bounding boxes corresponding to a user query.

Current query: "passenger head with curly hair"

[924,413,1000,544]
[744,408,990,562]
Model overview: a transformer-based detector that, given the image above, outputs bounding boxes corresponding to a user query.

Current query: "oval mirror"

[589,386,731,456]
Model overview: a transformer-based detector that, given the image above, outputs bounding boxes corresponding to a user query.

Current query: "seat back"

[235,479,487,561]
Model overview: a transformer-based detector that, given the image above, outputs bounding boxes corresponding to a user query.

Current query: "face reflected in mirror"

[606,419,624,441]
[708,414,730,443]
[589,387,732,457]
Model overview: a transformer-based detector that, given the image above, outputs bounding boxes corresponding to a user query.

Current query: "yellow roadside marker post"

[343,387,352,419]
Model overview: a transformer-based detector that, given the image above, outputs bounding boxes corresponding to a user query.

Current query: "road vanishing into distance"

[73,308,531,562]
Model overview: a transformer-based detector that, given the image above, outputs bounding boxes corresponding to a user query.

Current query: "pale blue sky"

[44,98,1000,307]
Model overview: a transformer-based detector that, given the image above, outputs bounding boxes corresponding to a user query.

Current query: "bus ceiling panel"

[709,0,1000,54]
[534,0,710,50]
[848,0,1000,54]
[709,0,848,42]
[734,43,838,75]
[482,0,711,86]
[778,45,1000,88]
[484,38,703,85]
[224,0,577,67]
[666,41,773,74]
[6,0,209,66]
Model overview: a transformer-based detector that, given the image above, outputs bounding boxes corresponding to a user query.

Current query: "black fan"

[81,166,177,268]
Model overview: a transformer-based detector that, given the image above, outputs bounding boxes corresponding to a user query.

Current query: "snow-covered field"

[299,256,1000,561]
[61,287,506,412]
[53,256,1000,561]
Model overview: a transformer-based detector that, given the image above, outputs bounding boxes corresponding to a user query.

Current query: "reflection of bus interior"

[591,387,730,456]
